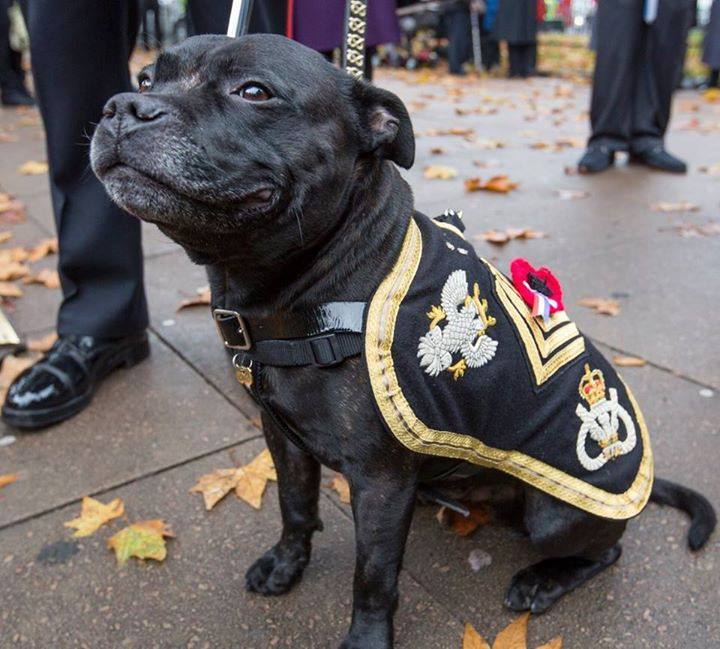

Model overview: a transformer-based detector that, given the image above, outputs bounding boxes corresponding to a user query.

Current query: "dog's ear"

[353,80,415,169]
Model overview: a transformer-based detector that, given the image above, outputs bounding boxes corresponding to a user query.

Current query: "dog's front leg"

[341,474,418,649]
[245,412,322,596]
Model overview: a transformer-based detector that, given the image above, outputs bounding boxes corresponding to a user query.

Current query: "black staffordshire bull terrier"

[91,35,716,649]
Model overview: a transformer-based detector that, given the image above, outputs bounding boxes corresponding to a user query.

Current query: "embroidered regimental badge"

[417,270,498,380]
[575,364,637,471]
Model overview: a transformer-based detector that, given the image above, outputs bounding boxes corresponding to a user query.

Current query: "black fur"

[91,34,716,648]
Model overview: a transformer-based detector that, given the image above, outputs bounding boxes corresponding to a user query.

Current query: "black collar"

[212,302,366,368]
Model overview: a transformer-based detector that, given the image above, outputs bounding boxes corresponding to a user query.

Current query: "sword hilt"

[227,0,255,38]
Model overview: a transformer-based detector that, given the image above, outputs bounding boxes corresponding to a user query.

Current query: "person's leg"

[507,43,520,77]
[710,69,720,87]
[21,0,147,338]
[630,0,693,152]
[0,0,32,104]
[445,6,472,75]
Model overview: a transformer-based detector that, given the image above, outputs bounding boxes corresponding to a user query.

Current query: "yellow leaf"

[0,231,12,243]
[535,637,562,649]
[0,262,29,281]
[613,355,646,367]
[330,473,351,504]
[23,268,60,289]
[26,332,58,352]
[703,87,720,103]
[463,623,491,649]
[578,297,620,317]
[177,286,211,311]
[17,160,48,175]
[650,201,699,213]
[424,165,458,180]
[190,467,243,511]
[107,519,173,566]
[63,496,125,538]
[0,281,22,297]
[492,613,529,649]
[0,474,19,489]
[26,238,58,263]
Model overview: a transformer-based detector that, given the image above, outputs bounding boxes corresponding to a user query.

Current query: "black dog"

[91,35,716,649]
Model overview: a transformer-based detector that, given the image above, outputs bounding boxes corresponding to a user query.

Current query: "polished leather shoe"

[629,145,687,173]
[1,87,35,107]
[578,145,615,174]
[1,333,149,430]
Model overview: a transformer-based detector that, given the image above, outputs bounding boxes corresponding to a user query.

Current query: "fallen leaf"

[555,189,589,200]
[578,297,620,316]
[703,87,720,103]
[107,519,174,566]
[26,238,58,262]
[430,147,445,155]
[563,165,578,176]
[0,474,19,489]
[463,623,491,649]
[437,502,492,536]
[329,473,351,504]
[26,332,58,352]
[0,262,29,281]
[177,286,211,310]
[473,138,505,150]
[698,163,720,176]
[613,355,646,367]
[674,221,720,237]
[424,165,458,180]
[492,612,529,649]
[0,232,11,243]
[23,269,60,289]
[650,201,699,213]
[535,637,562,649]
[0,282,22,298]
[63,496,125,538]
[423,127,475,137]
[190,448,277,511]
[473,159,500,168]
[0,194,26,223]
[477,228,546,245]
[0,247,29,263]
[465,175,519,194]
[17,160,48,175]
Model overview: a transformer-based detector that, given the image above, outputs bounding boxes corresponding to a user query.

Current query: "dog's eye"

[138,77,152,93]
[235,83,272,102]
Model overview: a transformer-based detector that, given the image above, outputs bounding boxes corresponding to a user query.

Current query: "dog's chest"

[364,214,654,521]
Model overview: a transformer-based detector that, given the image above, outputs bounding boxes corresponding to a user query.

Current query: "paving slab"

[0,332,260,529]
[402,344,720,649]
[0,439,462,649]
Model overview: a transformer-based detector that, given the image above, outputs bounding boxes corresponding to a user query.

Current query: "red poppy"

[510,258,564,313]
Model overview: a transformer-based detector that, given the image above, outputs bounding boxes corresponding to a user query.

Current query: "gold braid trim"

[343,0,368,79]
[365,219,654,520]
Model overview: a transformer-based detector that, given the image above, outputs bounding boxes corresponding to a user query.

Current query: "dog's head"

[91,34,414,264]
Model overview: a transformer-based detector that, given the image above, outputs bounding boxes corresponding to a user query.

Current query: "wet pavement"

[0,69,718,648]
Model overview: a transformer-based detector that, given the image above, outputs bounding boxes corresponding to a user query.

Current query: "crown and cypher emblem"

[578,364,606,406]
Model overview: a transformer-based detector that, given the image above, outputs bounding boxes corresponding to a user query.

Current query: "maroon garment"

[292,0,400,52]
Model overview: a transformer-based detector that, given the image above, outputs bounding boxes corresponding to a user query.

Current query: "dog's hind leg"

[505,487,626,614]
[245,413,323,596]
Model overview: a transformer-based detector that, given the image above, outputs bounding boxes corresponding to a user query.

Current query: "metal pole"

[342,0,368,79]
[470,3,483,72]
[227,0,255,38]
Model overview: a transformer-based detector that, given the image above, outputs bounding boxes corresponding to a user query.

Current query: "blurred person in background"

[2,0,284,430]
[482,0,500,70]
[495,0,539,78]
[0,0,33,106]
[290,0,400,81]
[704,0,720,87]
[578,0,694,174]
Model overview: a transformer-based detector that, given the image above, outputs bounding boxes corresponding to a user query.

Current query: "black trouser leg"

[445,6,472,74]
[588,0,645,150]
[507,43,521,76]
[710,69,720,87]
[0,0,25,94]
[631,0,693,151]
[19,0,148,338]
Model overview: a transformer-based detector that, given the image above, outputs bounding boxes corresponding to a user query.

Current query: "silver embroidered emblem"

[575,364,637,471]
[417,270,499,380]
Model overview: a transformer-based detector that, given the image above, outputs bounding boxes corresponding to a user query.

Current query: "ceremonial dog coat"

[365,213,654,520]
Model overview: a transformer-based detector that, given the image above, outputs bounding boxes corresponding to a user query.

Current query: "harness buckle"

[309,334,344,367]
[213,308,252,350]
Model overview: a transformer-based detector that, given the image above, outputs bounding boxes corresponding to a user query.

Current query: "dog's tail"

[650,477,716,551]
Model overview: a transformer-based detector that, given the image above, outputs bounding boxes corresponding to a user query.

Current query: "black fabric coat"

[494,0,537,44]
[704,0,720,68]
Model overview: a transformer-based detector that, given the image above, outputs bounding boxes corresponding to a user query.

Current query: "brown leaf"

[23,269,60,289]
[430,147,445,155]
[578,297,620,316]
[177,286,211,310]
[0,474,19,489]
[0,232,11,244]
[555,189,589,200]
[473,138,505,150]
[26,332,58,352]
[17,160,48,175]
[0,262,30,281]
[437,502,492,536]
[535,637,562,649]
[0,247,29,263]
[613,355,646,367]
[424,165,458,180]
[465,175,519,194]
[0,282,22,298]
[329,473,351,504]
[0,194,26,224]
[478,228,546,246]
[463,623,491,649]
[492,613,529,649]
[674,221,720,237]
[650,201,699,213]
[26,238,58,262]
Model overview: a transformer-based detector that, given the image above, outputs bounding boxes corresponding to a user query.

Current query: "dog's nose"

[102,93,167,131]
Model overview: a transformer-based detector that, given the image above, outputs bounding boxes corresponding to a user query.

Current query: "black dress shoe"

[578,145,615,174]
[1,87,35,107]
[629,146,687,173]
[1,333,149,430]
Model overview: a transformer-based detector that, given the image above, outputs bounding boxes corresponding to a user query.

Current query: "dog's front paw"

[338,621,392,649]
[245,543,309,596]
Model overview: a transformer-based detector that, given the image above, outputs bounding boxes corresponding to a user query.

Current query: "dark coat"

[292,0,401,52]
[704,0,720,68]
[494,0,537,44]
